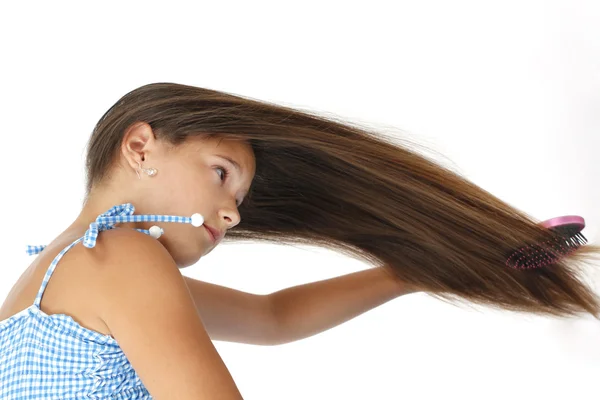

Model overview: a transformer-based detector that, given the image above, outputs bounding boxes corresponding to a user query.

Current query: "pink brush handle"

[540,215,585,231]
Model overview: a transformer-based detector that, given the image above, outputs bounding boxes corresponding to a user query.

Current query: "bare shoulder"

[92,228,243,399]
[84,227,166,269]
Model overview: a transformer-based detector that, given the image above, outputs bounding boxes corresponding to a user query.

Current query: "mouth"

[204,225,219,244]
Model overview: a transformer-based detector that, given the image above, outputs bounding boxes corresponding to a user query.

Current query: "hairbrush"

[506,215,587,270]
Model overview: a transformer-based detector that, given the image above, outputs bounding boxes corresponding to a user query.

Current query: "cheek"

[151,166,219,231]
[159,169,212,204]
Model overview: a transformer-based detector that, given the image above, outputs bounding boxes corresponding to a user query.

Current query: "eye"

[215,165,231,182]
[215,165,242,207]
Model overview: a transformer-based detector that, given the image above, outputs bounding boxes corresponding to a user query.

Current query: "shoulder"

[78,226,188,297]
[87,227,186,331]
[90,228,243,398]
[89,227,173,273]
[88,227,187,324]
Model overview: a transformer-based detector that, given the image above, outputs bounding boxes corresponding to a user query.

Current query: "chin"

[176,241,213,268]
[172,247,205,268]
[202,246,215,257]
[178,256,201,269]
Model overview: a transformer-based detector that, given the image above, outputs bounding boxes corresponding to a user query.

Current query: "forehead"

[181,135,252,159]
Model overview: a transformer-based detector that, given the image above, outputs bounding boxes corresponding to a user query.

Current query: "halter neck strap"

[27,203,204,308]
[26,203,202,255]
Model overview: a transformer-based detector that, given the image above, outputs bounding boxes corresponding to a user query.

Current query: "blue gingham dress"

[0,203,197,399]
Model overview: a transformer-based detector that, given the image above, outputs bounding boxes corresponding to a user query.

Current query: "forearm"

[267,266,418,345]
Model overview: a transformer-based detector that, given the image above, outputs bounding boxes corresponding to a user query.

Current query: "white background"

[1,1,599,399]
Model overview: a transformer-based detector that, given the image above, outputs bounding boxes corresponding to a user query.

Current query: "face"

[120,122,256,267]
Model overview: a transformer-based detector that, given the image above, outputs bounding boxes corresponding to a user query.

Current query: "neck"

[66,190,142,235]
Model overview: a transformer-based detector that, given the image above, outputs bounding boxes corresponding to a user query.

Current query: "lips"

[204,225,222,243]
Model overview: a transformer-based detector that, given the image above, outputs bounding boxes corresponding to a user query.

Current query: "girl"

[1,82,598,399]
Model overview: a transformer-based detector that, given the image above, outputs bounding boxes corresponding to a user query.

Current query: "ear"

[120,122,158,170]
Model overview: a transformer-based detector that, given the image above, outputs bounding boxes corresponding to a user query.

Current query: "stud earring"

[136,161,158,179]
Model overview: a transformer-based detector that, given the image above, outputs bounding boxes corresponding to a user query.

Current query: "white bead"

[149,225,163,239]
[191,213,204,227]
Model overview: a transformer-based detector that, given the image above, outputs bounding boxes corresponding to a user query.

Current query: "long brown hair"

[85,82,600,319]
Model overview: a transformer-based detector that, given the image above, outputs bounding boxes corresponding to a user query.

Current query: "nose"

[218,206,241,230]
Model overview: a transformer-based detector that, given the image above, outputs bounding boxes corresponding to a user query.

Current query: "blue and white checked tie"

[26,203,202,255]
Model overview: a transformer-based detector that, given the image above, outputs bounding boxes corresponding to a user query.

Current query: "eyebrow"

[215,154,241,174]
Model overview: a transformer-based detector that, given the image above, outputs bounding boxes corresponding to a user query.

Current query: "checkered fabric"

[2,203,195,399]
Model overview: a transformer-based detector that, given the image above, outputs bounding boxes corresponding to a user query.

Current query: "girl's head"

[86,120,255,266]
[84,83,259,266]
[84,82,600,317]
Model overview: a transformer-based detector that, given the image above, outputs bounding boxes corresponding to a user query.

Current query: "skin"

[0,122,259,398]
[0,122,259,340]
[75,121,257,267]
[0,122,418,398]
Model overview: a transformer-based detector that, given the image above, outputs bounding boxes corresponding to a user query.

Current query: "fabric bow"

[82,203,136,248]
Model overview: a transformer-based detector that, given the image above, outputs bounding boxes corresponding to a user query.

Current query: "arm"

[267,266,418,345]
[183,266,417,347]
[96,229,243,399]
[182,276,277,345]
